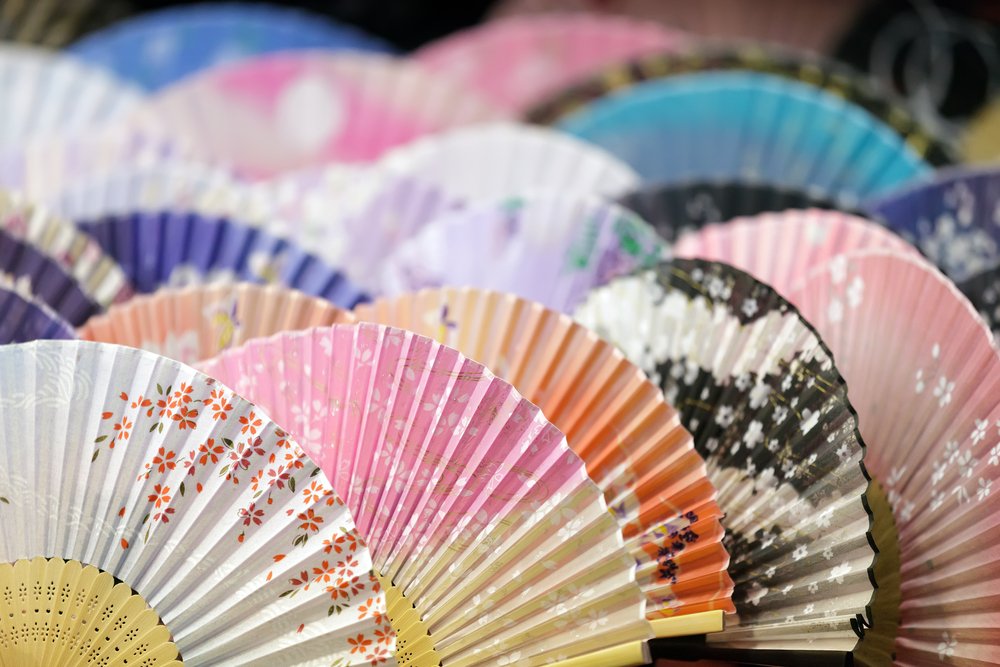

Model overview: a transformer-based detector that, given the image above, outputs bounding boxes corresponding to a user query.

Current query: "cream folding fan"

[79,282,357,365]
[0,189,133,308]
[0,340,391,665]
[790,249,1000,666]
[574,259,888,665]
[374,122,640,200]
[354,287,734,633]
[200,323,654,666]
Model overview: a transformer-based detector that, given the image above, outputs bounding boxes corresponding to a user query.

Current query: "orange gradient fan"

[78,282,356,365]
[354,286,734,635]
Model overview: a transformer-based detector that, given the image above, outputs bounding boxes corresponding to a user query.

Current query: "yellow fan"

[0,557,181,666]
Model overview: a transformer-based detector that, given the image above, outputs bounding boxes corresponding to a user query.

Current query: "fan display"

[557,71,932,204]
[0,44,144,148]
[378,193,665,312]
[0,190,134,309]
[617,180,848,244]
[200,322,654,666]
[0,0,134,47]
[487,0,869,55]
[413,14,687,114]
[789,249,1000,666]
[74,210,367,307]
[865,166,1000,283]
[130,52,507,178]
[574,259,884,663]
[79,282,357,365]
[68,2,394,91]
[0,228,100,326]
[353,286,735,628]
[526,44,956,167]
[670,209,921,296]
[0,340,392,665]
[0,284,74,344]
[376,122,641,201]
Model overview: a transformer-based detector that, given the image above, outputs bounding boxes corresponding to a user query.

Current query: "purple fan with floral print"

[75,210,368,307]
[378,193,665,312]
[865,166,1000,283]
[0,227,100,326]
[0,285,75,343]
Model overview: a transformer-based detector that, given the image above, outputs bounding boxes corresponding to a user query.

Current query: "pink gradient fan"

[413,14,687,114]
[671,209,921,296]
[200,323,654,665]
[131,52,508,178]
[789,249,1000,666]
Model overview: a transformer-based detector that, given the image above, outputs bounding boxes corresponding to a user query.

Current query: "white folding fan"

[0,340,392,665]
[200,322,655,666]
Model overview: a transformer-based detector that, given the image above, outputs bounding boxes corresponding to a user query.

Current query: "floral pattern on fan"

[575,259,873,639]
[379,194,665,312]
[0,342,392,664]
[959,267,1000,343]
[867,168,1000,283]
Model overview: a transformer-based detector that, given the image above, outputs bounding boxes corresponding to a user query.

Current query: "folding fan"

[0,127,185,203]
[68,2,393,91]
[573,259,886,664]
[669,209,921,297]
[75,210,367,307]
[0,340,391,665]
[0,0,133,47]
[617,181,848,244]
[131,52,508,178]
[789,249,1000,665]
[236,165,466,293]
[0,285,74,343]
[865,166,1000,283]
[0,45,144,148]
[378,193,665,312]
[527,43,955,167]
[375,122,640,201]
[487,0,868,55]
[958,266,1000,343]
[200,322,654,665]
[79,282,356,365]
[0,190,133,308]
[412,14,686,114]
[556,71,932,205]
[353,286,734,630]
[0,228,100,327]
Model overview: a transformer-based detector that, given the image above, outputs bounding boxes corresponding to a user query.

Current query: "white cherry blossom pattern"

[575,259,875,651]
[790,249,1000,666]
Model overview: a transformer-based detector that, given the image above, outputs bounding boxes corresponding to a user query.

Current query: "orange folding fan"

[354,286,734,635]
